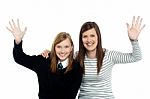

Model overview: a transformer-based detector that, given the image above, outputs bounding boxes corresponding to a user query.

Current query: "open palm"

[6,19,27,44]
[126,16,145,40]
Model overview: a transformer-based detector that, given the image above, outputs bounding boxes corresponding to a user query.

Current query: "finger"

[126,23,130,31]
[17,19,21,30]
[42,53,48,58]
[6,27,13,33]
[140,24,146,32]
[23,26,27,33]
[138,18,143,29]
[43,50,49,58]
[12,19,17,28]
[135,16,140,27]
[132,16,135,27]
[21,27,27,39]
[9,21,14,30]
[41,53,46,58]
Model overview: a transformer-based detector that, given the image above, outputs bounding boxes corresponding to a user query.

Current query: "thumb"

[126,23,130,31]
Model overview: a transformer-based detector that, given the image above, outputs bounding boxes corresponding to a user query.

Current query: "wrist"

[15,39,21,44]
[130,39,138,42]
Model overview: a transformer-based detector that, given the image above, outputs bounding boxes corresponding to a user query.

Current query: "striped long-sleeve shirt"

[78,41,142,99]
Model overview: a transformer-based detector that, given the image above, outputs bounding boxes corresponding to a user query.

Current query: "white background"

[0,0,149,99]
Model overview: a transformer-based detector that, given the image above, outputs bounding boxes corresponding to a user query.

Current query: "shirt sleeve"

[13,40,43,72]
[108,41,142,64]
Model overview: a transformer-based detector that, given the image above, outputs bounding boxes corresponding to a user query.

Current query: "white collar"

[58,58,68,68]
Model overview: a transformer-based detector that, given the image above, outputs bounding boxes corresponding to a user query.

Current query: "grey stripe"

[78,41,141,99]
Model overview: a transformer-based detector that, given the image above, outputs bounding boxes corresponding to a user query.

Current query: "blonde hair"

[50,32,74,73]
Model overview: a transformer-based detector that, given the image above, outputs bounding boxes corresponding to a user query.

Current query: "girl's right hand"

[6,19,27,44]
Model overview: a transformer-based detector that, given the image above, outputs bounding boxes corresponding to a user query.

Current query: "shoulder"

[73,51,79,58]
[36,54,51,63]
[72,60,83,71]
[72,60,81,69]
[103,48,115,56]
[72,59,80,66]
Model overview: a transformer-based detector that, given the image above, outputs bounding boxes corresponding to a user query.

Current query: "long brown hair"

[76,22,104,74]
[50,32,74,73]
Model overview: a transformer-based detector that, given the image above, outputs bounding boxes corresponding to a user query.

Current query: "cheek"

[82,38,86,43]
[68,48,72,53]
[55,48,60,54]
[95,38,98,44]
[93,37,98,42]
[65,48,72,54]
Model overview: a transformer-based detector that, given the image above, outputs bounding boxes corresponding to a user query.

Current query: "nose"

[60,47,65,52]
[87,36,92,42]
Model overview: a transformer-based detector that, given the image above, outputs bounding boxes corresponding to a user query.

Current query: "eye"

[90,34,95,37]
[56,45,61,48]
[64,45,69,48]
[82,35,87,38]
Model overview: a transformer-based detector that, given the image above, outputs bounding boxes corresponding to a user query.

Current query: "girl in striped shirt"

[75,16,145,99]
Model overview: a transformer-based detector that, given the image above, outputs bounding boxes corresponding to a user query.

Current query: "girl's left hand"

[126,16,145,40]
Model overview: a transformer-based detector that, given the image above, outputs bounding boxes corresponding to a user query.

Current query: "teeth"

[59,54,65,57]
[87,43,92,46]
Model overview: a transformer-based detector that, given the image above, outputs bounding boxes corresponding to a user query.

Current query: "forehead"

[83,28,97,35]
[56,38,71,46]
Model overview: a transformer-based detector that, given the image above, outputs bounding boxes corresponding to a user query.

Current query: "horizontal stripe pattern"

[78,41,141,99]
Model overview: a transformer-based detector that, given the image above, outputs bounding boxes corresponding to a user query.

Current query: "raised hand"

[126,16,145,41]
[6,19,27,44]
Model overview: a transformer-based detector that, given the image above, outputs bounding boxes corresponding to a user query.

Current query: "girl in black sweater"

[7,19,83,99]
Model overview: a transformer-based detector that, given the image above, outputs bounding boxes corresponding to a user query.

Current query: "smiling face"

[82,28,98,53]
[55,38,73,61]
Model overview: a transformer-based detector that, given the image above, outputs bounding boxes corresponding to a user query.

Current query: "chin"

[59,57,67,61]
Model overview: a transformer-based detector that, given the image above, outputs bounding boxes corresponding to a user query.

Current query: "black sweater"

[13,41,83,99]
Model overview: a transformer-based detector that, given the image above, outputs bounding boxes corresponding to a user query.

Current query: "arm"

[110,16,145,64]
[13,40,42,71]
[109,41,142,64]
[7,19,42,71]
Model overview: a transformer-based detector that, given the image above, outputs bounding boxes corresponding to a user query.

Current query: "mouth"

[59,54,66,57]
[86,42,94,47]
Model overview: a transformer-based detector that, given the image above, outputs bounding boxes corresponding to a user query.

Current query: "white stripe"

[78,41,141,99]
